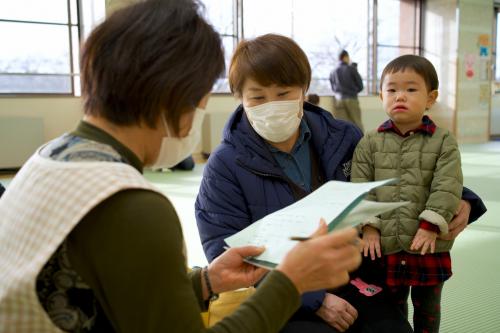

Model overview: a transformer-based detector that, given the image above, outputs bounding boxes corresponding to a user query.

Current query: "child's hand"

[362,225,381,260]
[411,228,437,255]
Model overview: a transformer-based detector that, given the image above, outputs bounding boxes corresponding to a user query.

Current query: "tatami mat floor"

[1,142,499,332]
[432,143,500,332]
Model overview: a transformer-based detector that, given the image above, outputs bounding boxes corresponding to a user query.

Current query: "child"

[351,54,463,333]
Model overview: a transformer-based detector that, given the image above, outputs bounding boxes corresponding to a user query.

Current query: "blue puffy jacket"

[195,102,363,313]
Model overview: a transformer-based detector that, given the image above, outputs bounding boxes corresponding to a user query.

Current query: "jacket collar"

[378,115,436,137]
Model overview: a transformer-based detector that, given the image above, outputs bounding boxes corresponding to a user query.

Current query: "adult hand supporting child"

[439,200,471,241]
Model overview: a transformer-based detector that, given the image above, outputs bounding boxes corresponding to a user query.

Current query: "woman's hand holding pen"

[277,219,363,294]
[208,246,268,295]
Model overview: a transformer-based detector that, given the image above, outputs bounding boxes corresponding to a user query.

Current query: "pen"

[289,236,360,246]
[289,236,310,241]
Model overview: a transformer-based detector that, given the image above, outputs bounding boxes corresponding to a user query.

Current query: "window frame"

[209,0,240,94]
[210,0,424,96]
[0,0,80,97]
[492,6,500,94]
[1,0,424,97]
[213,0,425,96]
[373,0,423,94]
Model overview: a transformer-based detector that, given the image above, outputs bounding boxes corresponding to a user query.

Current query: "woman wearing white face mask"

[0,2,364,333]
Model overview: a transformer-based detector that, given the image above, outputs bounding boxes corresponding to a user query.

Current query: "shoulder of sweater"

[85,189,179,233]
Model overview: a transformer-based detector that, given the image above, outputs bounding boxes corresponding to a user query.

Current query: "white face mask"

[150,108,205,169]
[244,99,302,143]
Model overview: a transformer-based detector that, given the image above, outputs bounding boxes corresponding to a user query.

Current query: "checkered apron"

[0,152,162,332]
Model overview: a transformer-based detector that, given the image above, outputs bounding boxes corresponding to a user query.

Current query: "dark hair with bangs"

[380,54,439,92]
[80,0,224,134]
[228,34,311,96]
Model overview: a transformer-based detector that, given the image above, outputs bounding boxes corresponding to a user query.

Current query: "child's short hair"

[228,34,311,96]
[380,54,439,92]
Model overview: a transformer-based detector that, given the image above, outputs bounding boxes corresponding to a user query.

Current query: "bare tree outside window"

[197,0,422,95]
[0,0,105,95]
[240,0,369,95]
[1,0,421,96]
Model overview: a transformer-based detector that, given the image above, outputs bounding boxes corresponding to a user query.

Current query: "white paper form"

[224,179,408,269]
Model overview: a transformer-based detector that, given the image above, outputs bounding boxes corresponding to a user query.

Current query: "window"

[202,0,422,95]
[494,7,500,93]
[0,0,105,95]
[242,0,369,95]
[375,0,421,91]
[201,0,238,93]
[1,0,422,96]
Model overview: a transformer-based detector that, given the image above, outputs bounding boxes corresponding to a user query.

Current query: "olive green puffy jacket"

[351,126,463,254]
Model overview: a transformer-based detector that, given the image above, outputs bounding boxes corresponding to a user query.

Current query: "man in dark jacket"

[329,50,364,132]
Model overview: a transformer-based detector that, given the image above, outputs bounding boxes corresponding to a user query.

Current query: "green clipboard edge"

[241,178,398,269]
[243,257,278,269]
[242,194,367,270]
[328,178,399,231]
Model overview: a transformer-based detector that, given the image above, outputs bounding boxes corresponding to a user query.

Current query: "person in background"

[306,93,320,106]
[329,50,364,132]
[0,2,362,332]
[352,54,481,333]
[171,155,195,171]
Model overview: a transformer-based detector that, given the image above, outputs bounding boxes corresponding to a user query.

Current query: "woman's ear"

[234,92,243,105]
